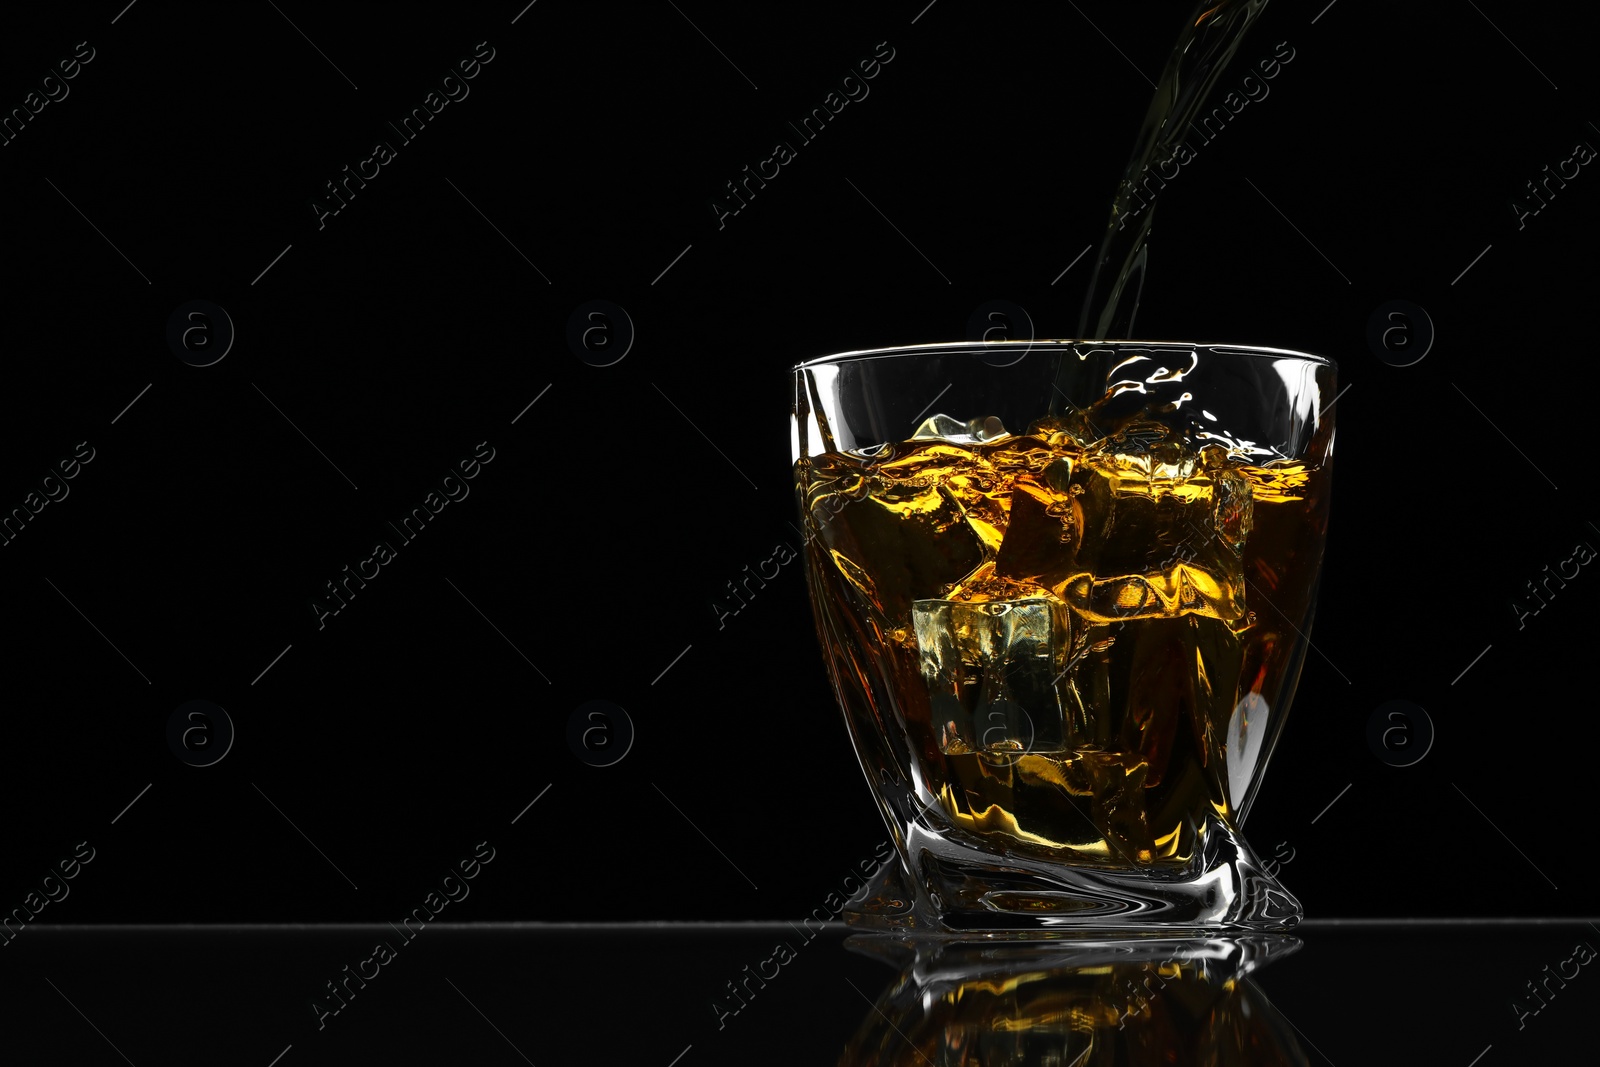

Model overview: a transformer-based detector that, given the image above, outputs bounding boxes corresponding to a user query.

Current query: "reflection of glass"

[838,935,1308,1066]
[793,342,1335,930]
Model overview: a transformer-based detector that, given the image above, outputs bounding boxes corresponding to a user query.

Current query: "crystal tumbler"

[792,341,1335,930]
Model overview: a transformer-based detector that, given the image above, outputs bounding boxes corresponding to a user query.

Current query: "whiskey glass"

[791,341,1335,931]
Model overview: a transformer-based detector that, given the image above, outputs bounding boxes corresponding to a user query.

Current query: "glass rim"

[792,339,1337,372]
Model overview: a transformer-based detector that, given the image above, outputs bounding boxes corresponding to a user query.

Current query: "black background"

[3,0,1595,936]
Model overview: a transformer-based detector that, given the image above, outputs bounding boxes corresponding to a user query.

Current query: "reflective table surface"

[3,920,1591,1063]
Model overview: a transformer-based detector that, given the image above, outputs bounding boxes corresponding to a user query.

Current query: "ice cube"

[844,441,892,460]
[1025,410,1097,450]
[910,413,1010,445]
[1104,616,1238,790]
[1072,750,1156,861]
[912,597,1069,754]
[872,439,1009,562]
[1090,418,1174,458]
[1057,437,1248,623]
[808,475,987,624]
[993,473,1084,585]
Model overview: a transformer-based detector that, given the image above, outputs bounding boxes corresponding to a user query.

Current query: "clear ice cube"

[910,413,1010,445]
[912,597,1069,754]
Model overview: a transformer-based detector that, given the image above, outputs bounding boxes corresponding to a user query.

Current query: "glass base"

[845,814,1301,934]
